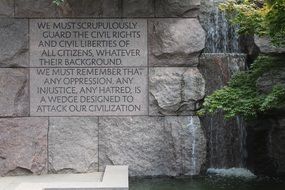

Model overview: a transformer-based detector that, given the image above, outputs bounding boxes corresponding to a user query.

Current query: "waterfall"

[204,112,247,169]
[199,53,248,169]
[200,0,240,53]
[236,116,247,167]
[188,117,197,175]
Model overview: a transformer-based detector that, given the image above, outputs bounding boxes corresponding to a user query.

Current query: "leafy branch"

[198,56,285,120]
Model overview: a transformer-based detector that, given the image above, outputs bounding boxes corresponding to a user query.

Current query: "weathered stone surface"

[15,0,59,17]
[122,0,154,17]
[255,36,285,54]
[0,0,14,17]
[0,69,29,117]
[48,117,99,174]
[149,19,205,66]
[0,117,48,176]
[199,53,246,94]
[149,67,205,115]
[59,0,121,17]
[99,116,206,176]
[155,0,200,18]
[256,67,285,94]
[0,18,28,67]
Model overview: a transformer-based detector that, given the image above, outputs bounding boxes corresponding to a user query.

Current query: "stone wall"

[0,0,208,177]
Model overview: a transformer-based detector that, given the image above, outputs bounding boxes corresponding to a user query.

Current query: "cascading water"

[199,53,249,172]
[204,111,247,168]
[200,0,240,53]
[188,117,197,175]
[236,116,247,167]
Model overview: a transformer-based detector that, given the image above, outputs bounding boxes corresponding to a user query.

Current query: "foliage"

[52,0,64,6]
[219,0,285,46]
[198,56,285,120]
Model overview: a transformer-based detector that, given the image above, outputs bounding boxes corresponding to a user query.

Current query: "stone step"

[0,166,128,190]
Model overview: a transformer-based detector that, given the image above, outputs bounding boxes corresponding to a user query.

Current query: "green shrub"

[219,0,285,46]
[52,0,64,6]
[198,56,285,120]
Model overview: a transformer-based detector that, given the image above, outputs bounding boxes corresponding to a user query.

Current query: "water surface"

[130,176,285,190]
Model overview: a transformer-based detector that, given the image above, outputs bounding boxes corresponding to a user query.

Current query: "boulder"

[48,117,99,173]
[0,69,29,117]
[122,0,154,17]
[0,0,14,16]
[98,116,206,176]
[149,19,205,66]
[155,0,200,17]
[149,67,205,115]
[254,36,285,54]
[0,117,48,176]
[0,18,28,67]
[256,67,285,94]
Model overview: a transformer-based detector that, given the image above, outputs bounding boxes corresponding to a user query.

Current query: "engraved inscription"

[29,19,148,116]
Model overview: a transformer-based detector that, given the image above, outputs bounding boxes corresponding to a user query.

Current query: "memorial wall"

[0,0,210,177]
[30,19,148,116]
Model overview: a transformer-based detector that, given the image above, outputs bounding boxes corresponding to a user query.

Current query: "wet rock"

[59,0,121,17]
[155,0,200,18]
[0,117,48,176]
[149,19,205,66]
[199,53,248,169]
[199,53,246,94]
[255,36,285,54]
[149,67,205,115]
[122,0,154,17]
[0,0,14,17]
[48,117,99,173]
[199,0,241,53]
[0,69,29,117]
[99,116,206,176]
[0,18,28,67]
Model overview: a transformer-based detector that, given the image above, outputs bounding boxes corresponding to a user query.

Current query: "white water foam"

[207,168,256,178]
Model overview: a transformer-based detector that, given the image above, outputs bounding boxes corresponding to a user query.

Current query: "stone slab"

[0,68,29,117]
[29,19,147,67]
[0,172,102,190]
[0,117,48,177]
[149,67,205,115]
[15,0,59,18]
[48,117,99,173]
[0,18,28,67]
[155,0,200,18]
[122,0,154,17]
[0,0,14,17]
[148,19,205,66]
[59,0,121,18]
[98,116,206,176]
[5,166,128,190]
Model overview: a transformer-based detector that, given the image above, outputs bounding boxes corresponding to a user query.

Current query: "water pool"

[130,176,285,190]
